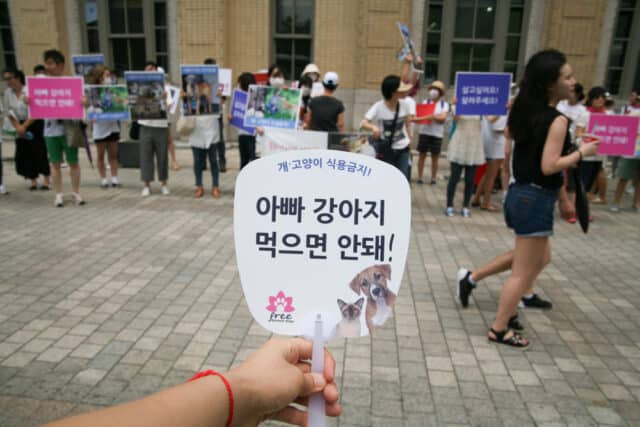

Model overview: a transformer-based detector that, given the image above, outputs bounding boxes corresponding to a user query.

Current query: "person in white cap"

[304,72,344,132]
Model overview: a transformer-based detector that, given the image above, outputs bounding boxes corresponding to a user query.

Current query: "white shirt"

[418,99,450,138]
[403,96,417,136]
[92,120,120,141]
[364,99,412,150]
[556,100,587,140]
[188,115,220,149]
[576,109,611,162]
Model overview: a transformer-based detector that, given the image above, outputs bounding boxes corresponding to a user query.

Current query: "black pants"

[238,134,256,169]
[217,116,226,169]
[0,143,3,186]
[447,162,477,208]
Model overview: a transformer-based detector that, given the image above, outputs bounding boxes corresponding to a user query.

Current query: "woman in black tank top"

[488,50,600,348]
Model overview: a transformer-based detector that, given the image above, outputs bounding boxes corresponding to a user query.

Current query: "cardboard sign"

[181,65,220,116]
[72,54,104,79]
[27,77,84,119]
[234,149,411,337]
[415,103,436,124]
[244,85,301,129]
[85,85,130,121]
[455,72,511,116]
[587,113,640,157]
[230,89,255,134]
[219,68,232,97]
[257,128,327,157]
[125,72,167,121]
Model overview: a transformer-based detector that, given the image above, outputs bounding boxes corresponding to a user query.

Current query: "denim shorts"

[504,183,558,237]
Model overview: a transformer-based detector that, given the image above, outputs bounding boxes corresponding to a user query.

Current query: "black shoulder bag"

[370,103,400,160]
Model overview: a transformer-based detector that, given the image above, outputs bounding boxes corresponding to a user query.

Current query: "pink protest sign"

[27,76,84,119]
[587,113,639,157]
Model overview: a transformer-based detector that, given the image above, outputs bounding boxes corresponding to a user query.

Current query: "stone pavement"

[1,142,640,426]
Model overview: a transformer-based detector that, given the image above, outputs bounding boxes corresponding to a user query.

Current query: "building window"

[82,0,168,76]
[273,0,313,80]
[606,0,638,95]
[0,0,16,70]
[423,0,443,82]
[450,0,496,82]
[504,0,525,75]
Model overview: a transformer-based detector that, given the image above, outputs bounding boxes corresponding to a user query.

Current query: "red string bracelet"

[188,370,234,427]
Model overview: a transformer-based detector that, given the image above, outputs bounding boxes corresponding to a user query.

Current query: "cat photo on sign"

[335,298,364,338]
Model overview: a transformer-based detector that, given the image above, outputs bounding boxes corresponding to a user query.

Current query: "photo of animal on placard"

[328,132,376,157]
[335,297,364,338]
[348,264,396,335]
[180,65,220,116]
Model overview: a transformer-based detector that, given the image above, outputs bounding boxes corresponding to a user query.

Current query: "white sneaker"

[72,192,85,206]
[609,205,620,213]
[54,193,64,207]
[141,186,151,197]
[161,185,170,195]
[100,178,109,188]
[462,208,471,218]
[445,207,455,217]
[0,184,7,195]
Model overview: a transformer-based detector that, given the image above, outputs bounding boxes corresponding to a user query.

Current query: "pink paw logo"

[266,291,295,313]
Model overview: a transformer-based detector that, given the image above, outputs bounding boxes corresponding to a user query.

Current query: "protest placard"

[254,71,269,85]
[244,85,301,129]
[72,54,104,80]
[85,85,130,121]
[397,22,423,74]
[455,72,511,115]
[328,132,376,157]
[234,149,410,338]
[415,103,436,124]
[27,77,84,119]
[219,68,232,97]
[257,128,327,157]
[125,72,166,120]
[230,89,255,134]
[180,65,220,116]
[587,113,640,157]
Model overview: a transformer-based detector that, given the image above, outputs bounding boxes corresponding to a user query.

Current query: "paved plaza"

[1,142,640,426]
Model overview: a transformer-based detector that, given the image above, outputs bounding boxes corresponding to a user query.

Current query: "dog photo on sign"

[348,264,396,335]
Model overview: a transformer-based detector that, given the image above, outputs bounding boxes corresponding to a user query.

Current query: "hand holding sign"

[235,149,410,426]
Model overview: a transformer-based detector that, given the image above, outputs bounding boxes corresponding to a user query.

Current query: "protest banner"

[257,128,327,157]
[455,72,511,115]
[72,54,104,80]
[234,149,410,338]
[219,68,232,97]
[125,71,166,120]
[328,132,376,157]
[587,114,640,157]
[244,85,301,129]
[27,76,84,119]
[230,89,255,134]
[180,65,220,116]
[415,103,436,124]
[397,22,423,74]
[85,85,130,121]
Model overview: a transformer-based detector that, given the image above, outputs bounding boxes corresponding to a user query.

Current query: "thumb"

[300,373,326,397]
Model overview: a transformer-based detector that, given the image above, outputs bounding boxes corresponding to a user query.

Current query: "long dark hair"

[507,49,567,143]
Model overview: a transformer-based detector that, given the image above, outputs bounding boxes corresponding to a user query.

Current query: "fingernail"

[311,373,326,388]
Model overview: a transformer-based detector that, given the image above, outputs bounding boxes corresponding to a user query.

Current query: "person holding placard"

[412,80,449,185]
[445,101,484,218]
[42,49,85,207]
[360,75,414,179]
[610,88,640,212]
[489,49,599,347]
[41,338,341,427]
[139,61,171,197]
[231,72,257,169]
[88,65,121,188]
[575,87,611,207]
[4,68,50,191]
[188,110,221,199]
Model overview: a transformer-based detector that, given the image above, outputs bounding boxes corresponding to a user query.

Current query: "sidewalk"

[1,143,640,426]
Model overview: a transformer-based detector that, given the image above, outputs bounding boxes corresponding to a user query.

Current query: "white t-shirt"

[93,120,120,141]
[364,99,412,150]
[418,99,450,138]
[44,120,65,138]
[576,109,611,162]
[556,100,586,140]
[403,96,417,136]
[188,115,220,149]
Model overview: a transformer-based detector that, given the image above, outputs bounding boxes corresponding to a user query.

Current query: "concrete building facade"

[2,0,639,131]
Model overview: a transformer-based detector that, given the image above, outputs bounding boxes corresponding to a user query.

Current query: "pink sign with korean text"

[587,113,639,157]
[27,77,84,119]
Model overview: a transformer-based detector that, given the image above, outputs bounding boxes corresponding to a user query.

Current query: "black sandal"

[488,328,529,348]
[508,314,524,331]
